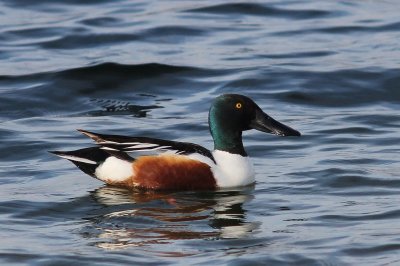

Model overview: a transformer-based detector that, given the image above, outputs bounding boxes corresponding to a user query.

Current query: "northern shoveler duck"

[51,94,300,190]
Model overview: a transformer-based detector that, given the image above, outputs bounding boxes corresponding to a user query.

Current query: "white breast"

[211,150,255,188]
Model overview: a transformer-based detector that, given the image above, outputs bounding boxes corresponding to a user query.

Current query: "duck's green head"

[208,94,300,156]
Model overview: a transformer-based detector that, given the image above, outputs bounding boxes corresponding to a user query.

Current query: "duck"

[51,94,300,190]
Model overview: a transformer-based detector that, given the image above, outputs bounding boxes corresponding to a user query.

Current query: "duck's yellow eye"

[235,102,242,109]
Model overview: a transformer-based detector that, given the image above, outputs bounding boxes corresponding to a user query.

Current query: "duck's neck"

[209,113,247,157]
[212,130,247,156]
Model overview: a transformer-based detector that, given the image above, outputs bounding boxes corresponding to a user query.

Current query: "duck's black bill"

[250,109,301,137]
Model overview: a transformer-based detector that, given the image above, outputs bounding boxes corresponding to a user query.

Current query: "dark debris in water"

[88,98,162,116]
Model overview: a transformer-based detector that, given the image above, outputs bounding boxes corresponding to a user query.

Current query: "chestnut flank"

[131,155,216,190]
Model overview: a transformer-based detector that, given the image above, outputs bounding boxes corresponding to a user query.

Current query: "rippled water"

[1,0,400,265]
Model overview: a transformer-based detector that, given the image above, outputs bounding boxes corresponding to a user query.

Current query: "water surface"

[0,0,400,265]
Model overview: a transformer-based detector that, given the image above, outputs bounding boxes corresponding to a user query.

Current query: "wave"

[0,62,202,81]
[186,3,332,20]
[0,62,222,119]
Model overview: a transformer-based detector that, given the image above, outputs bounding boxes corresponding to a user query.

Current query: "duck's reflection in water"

[86,186,259,250]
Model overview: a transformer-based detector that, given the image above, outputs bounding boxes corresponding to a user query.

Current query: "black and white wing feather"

[78,129,216,163]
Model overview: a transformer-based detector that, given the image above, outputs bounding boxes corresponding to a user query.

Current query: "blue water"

[1,1,400,265]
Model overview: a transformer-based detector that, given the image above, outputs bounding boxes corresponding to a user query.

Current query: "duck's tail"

[49,147,111,178]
